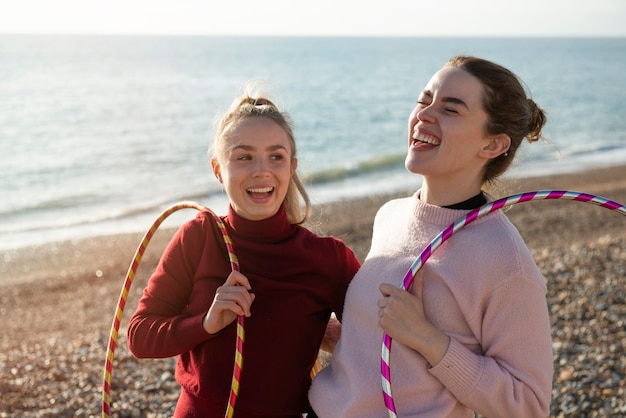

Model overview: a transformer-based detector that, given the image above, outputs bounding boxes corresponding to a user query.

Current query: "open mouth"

[247,186,274,198]
[412,131,441,146]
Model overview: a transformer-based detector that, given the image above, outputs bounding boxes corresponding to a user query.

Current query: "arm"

[432,276,552,417]
[127,214,245,358]
[379,273,552,417]
[319,314,341,353]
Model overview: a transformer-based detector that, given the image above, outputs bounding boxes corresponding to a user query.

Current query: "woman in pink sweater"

[127,87,360,417]
[309,56,553,417]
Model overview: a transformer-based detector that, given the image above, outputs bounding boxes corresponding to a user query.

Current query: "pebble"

[1,237,624,416]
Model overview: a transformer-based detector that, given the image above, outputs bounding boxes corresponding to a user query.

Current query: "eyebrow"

[231,144,289,152]
[421,90,469,109]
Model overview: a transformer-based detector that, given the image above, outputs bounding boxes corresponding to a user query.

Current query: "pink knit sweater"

[309,193,553,417]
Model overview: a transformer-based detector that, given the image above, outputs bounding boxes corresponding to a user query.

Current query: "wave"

[0,187,226,236]
[302,153,406,184]
[0,205,157,235]
[558,142,626,158]
[0,194,100,218]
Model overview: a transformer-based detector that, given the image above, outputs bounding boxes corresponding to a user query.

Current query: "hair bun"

[526,98,547,143]
[240,97,274,107]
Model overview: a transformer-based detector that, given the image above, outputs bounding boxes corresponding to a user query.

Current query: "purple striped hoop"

[382,190,626,417]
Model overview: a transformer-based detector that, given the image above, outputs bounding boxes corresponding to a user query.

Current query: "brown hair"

[445,55,547,184]
[210,85,311,224]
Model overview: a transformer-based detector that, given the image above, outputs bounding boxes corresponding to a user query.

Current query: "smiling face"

[405,66,509,203]
[212,116,296,221]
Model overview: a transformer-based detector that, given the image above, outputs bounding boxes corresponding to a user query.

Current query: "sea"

[1,35,626,251]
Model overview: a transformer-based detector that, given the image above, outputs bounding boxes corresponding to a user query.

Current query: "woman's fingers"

[203,271,255,334]
[214,284,255,317]
[224,270,252,290]
[377,282,424,332]
[220,270,254,314]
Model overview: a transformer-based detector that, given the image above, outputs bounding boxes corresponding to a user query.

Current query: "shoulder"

[374,195,416,226]
[298,224,354,252]
[378,195,415,214]
[466,212,545,288]
[460,212,531,258]
[168,209,225,247]
[189,209,227,232]
[296,225,360,266]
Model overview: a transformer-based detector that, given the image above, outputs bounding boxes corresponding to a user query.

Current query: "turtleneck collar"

[442,191,486,210]
[412,190,497,227]
[224,204,296,244]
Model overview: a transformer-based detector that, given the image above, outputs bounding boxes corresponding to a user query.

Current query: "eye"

[444,107,459,114]
[235,153,252,161]
[270,151,290,162]
[416,98,432,111]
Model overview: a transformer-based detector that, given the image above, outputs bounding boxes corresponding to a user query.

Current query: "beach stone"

[1,177,624,416]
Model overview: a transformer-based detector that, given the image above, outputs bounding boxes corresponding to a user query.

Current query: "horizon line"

[2,32,626,39]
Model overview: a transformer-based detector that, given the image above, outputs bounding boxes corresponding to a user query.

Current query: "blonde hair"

[209,84,311,224]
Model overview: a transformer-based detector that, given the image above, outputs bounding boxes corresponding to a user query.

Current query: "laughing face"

[212,116,296,221]
[405,66,504,189]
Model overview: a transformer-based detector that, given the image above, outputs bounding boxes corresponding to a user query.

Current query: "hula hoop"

[381,190,626,417]
[101,201,243,418]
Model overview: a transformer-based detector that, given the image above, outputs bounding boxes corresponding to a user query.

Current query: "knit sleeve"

[127,212,221,358]
[429,274,553,417]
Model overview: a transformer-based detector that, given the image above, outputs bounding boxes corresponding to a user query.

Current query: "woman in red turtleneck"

[127,87,360,418]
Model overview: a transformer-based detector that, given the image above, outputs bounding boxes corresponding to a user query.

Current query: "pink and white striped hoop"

[381,190,626,417]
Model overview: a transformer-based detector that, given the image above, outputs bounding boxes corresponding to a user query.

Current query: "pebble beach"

[1,165,625,417]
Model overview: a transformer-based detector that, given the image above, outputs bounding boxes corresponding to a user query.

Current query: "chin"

[404,158,421,174]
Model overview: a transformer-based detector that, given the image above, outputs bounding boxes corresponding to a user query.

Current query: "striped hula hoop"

[101,201,243,418]
[382,190,626,417]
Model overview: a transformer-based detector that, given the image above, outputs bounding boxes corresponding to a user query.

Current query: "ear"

[480,134,511,159]
[291,157,298,176]
[211,158,223,183]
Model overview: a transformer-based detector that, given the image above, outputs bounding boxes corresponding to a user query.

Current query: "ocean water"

[1,35,626,251]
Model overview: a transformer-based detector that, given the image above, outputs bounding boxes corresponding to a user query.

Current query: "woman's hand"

[377,271,449,366]
[320,315,342,353]
[203,270,255,334]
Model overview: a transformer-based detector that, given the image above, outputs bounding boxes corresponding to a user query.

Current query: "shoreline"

[1,164,625,416]
[2,157,626,254]
[4,164,625,288]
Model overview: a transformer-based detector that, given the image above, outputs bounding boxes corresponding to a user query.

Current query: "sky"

[1,0,625,37]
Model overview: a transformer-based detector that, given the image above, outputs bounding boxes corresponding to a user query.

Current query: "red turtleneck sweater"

[127,205,360,417]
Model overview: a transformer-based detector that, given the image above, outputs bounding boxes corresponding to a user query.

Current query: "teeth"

[248,187,273,193]
[413,132,440,145]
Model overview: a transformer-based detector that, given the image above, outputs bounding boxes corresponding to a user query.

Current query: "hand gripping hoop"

[101,202,243,418]
[381,190,626,417]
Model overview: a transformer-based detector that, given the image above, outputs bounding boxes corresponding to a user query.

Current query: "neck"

[419,176,483,207]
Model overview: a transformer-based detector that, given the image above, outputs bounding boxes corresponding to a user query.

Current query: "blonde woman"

[128,88,360,417]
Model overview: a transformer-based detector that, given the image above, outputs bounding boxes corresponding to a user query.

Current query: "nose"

[415,104,435,123]
[252,158,270,177]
